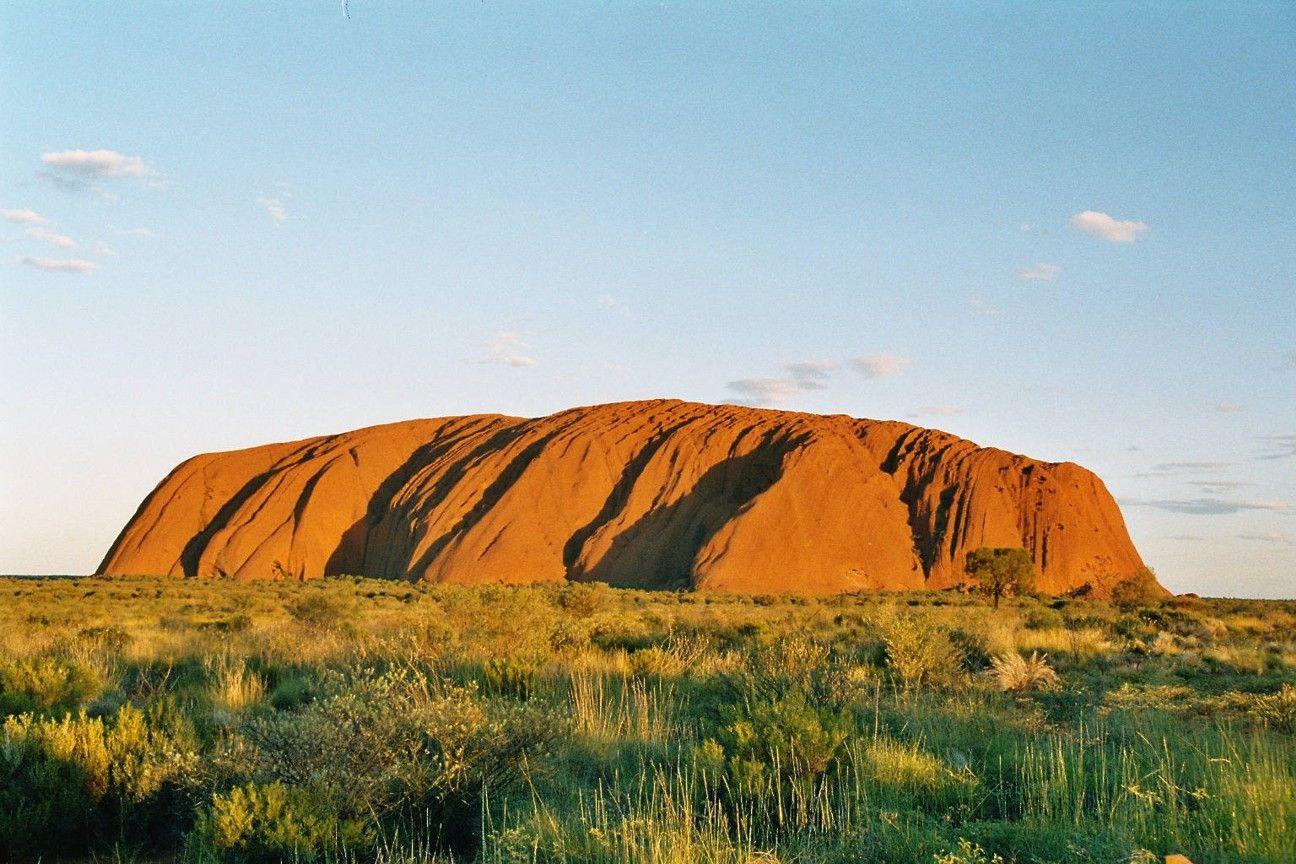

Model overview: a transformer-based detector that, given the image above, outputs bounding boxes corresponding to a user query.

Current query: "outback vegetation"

[1,576,1293,864]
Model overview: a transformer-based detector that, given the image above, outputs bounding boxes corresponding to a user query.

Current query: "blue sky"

[2,2,1293,596]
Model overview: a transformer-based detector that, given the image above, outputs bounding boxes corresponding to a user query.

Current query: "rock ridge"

[98,399,1151,596]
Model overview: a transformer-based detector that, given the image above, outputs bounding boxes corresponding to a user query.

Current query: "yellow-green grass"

[0,575,1293,863]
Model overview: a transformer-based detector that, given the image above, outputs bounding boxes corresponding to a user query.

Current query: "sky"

[1,3,1293,597]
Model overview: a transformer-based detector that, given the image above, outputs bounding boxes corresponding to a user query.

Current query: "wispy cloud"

[1070,210,1148,243]
[853,353,910,379]
[257,197,288,225]
[1197,480,1253,494]
[474,332,536,367]
[18,256,97,273]
[1121,497,1289,516]
[785,361,838,386]
[907,405,963,418]
[25,227,75,249]
[92,241,117,257]
[37,170,116,200]
[1238,531,1294,545]
[726,378,806,406]
[726,361,839,406]
[1257,435,1296,461]
[967,296,1001,316]
[41,148,151,178]
[1016,263,1061,282]
[113,227,156,238]
[1139,461,1233,477]
[1,208,49,225]
[1216,402,1243,413]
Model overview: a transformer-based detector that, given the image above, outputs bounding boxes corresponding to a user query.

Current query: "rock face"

[98,400,1153,597]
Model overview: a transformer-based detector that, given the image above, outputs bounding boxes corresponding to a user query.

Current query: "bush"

[0,656,102,716]
[881,615,965,691]
[482,656,541,700]
[190,781,371,863]
[285,593,348,629]
[0,703,199,857]
[1110,569,1163,610]
[709,691,850,790]
[217,668,563,851]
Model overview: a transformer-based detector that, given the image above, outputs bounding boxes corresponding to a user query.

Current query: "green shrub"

[0,703,199,857]
[1110,569,1163,610]
[285,593,348,629]
[706,690,851,796]
[482,655,540,700]
[0,656,102,716]
[190,781,371,863]
[882,615,965,692]
[219,668,563,851]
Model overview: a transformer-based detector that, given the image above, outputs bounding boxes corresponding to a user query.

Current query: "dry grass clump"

[205,654,267,713]
[988,651,1059,692]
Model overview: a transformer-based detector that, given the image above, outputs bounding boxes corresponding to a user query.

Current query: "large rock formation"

[98,400,1152,596]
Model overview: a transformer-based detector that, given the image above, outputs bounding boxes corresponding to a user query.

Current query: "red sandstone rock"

[98,400,1154,597]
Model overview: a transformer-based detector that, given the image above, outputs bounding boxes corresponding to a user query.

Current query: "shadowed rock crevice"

[561,417,700,575]
[572,429,808,588]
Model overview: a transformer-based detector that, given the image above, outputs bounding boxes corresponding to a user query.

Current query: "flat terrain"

[1,576,1293,863]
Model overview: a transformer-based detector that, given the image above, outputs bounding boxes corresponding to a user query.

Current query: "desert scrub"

[0,701,199,857]
[1,577,1294,863]
[880,613,966,692]
[0,654,103,716]
[212,666,564,851]
[190,781,371,863]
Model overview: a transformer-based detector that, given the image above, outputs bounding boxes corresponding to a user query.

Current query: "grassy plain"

[1,575,1293,863]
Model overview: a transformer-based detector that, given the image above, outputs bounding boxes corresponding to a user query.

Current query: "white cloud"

[1069,210,1148,243]
[1016,263,1061,282]
[1,208,49,225]
[726,360,840,405]
[1142,461,1233,476]
[474,332,536,367]
[93,241,117,257]
[25,227,75,249]
[726,378,805,406]
[853,353,911,379]
[908,405,963,418]
[1197,480,1253,494]
[18,256,97,273]
[41,149,151,178]
[257,197,288,225]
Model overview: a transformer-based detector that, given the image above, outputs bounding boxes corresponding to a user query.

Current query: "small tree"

[965,547,1036,609]
[1109,567,1163,609]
